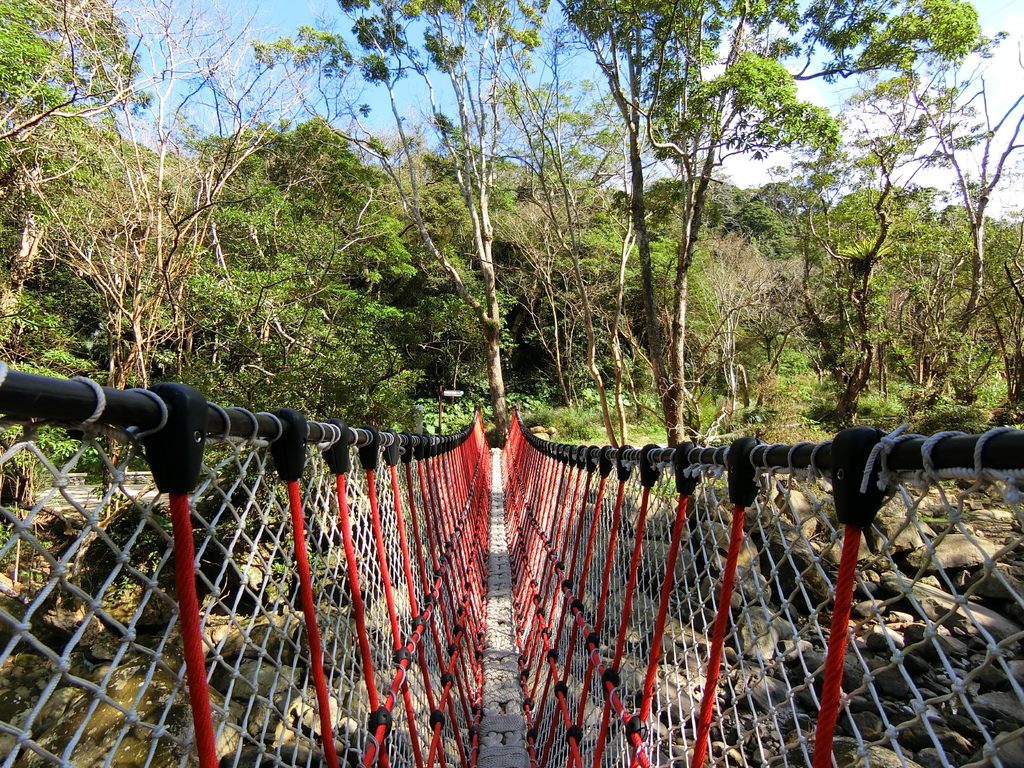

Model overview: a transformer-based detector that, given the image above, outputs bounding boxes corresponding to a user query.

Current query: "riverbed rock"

[906,534,1000,574]
[14,662,208,768]
[878,573,1022,640]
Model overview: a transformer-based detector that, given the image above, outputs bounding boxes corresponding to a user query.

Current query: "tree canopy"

[2,0,1022,444]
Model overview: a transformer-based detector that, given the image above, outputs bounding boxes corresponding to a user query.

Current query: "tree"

[184,117,429,423]
[29,0,304,388]
[564,0,983,443]
[796,82,925,424]
[0,0,138,369]
[310,0,548,443]
[502,51,635,444]
[907,55,1024,336]
[0,0,139,145]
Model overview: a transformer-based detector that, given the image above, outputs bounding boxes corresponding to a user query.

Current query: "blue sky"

[240,0,1023,196]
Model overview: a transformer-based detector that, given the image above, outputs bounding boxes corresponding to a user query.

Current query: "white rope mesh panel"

[503,418,1024,768]
[0,405,490,768]
[4,367,1024,768]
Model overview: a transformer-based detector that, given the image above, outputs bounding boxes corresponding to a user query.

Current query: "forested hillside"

[2,0,1022,446]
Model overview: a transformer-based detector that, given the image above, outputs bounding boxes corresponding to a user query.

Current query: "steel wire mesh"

[503,420,1024,768]
[0,408,488,768]
[5,375,1024,768]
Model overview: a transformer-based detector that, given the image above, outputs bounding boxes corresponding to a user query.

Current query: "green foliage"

[910,398,989,435]
[518,404,604,443]
[0,0,1015,450]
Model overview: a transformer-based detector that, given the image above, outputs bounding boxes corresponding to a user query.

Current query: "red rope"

[639,494,690,722]
[592,485,654,768]
[812,524,862,768]
[404,462,443,756]
[360,422,489,768]
[692,502,747,767]
[575,480,627,728]
[613,485,653,666]
[405,463,429,607]
[365,468,403,647]
[286,480,340,768]
[387,465,426,768]
[594,481,627,636]
[334,475,381,710]
[167,492,218,768]
[512,493,653,768]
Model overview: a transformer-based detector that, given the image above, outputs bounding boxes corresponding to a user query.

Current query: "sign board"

[442,390,465,397]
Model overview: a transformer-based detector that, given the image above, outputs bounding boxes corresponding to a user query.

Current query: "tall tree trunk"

[478,235,509,443]
[663,167,711,445]
[629,123,670,425]
[484,320,509,442]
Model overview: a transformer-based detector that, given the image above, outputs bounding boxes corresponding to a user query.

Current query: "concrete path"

[477,448,529,767]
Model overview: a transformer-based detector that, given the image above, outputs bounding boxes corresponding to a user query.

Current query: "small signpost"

[438,386,464,433]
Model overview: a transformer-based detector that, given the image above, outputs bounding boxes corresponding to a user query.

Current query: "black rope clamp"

[570,599,585,614]
[727,436,762,507]
[639,443,661,488]
[441,672,455,688]
[561,578,573,592]
[270,410,309,482]
[382,429,401,467]
[324,419,352,475]
[394,647,413,666]
[598,447,614,478]
[142,383,208,494]
[674,441,699,496]
[547,649,559,663]
[574,446,587,471]
[616,446,633,482]
[452,624,465,637]
[399,432,415,464]
[527,728,538,742]
[586,631,600,649]
[523,698,534,710]
[554,681,568,697]
[430,710,446,729]
[586,446,600,474]
[602,667,620,689]
[832,427,888,528]
[358,424,380,470]
[566,725,583,745]
[368,706,393,739]
[448,643,458,657]
[625,715,645,738]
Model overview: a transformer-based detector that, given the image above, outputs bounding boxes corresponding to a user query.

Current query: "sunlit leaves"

[254,26,353,75]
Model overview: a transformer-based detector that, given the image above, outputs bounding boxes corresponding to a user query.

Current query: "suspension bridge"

[1,363,1024,768]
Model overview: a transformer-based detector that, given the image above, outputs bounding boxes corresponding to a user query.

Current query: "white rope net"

[0,415,489,768]
[504,422,1024,768]
[3,397,1024,768]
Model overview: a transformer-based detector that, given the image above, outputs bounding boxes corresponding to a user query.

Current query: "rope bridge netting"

[0,365,490,768]
[503,413,1024,768]
[1,363,1024,768]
